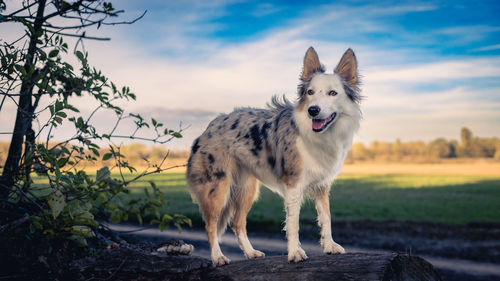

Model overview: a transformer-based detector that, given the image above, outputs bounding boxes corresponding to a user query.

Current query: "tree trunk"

[71,248,442,281]
[0,0,46,199]
[199,253,442,281]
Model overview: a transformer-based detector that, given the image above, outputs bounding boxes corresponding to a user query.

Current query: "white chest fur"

[295,114,357,190]
[296,135,345,189]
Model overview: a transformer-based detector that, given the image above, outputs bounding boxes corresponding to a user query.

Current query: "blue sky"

[1,0,500,149]
[118,0,500,58]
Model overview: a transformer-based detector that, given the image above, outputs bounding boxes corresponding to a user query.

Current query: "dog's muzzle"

[312,112,337,132]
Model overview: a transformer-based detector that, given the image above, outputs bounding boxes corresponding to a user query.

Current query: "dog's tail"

[216,202,233,239]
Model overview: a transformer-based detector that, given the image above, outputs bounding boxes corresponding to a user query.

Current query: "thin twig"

[103,256,128,281]
[101,10,147,26]
[116,146,126,184]
[0,215,30,234]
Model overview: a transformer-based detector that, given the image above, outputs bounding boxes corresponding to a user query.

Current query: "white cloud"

[365,57,500,82]
[474,44,500,52]
[250,3,283,17]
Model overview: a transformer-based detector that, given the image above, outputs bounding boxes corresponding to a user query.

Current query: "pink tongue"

[312,119,326,130]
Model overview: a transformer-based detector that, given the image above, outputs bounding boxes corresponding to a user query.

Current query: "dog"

[186,47,362,266]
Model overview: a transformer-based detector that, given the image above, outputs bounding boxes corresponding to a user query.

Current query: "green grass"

[32,172,500,229]
[122,173,500,227]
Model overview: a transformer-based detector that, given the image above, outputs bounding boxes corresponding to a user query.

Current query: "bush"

[0,1,190,271]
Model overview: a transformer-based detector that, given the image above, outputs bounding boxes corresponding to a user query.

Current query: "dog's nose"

[308,106,321,117]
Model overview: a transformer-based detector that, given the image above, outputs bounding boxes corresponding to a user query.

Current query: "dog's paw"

[323,240,346,255]
[212,255,230,267]
[245,249,265,259]
[288,247,308,263]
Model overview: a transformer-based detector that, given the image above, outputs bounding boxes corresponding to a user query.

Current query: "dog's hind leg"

[314,187,345,255]
[230,173,265,259]
[199,176,232,266]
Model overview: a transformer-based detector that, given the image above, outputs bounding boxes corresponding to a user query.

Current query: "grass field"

[120,170,500,231]
[31,161,500,232]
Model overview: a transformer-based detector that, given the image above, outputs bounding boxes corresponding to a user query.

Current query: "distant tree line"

[347,127,500,162]
[1,127,498,167]
[0,142,189,169]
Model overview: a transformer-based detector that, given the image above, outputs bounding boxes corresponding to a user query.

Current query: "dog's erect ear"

[335,48,358,86]
[301,47,322,81]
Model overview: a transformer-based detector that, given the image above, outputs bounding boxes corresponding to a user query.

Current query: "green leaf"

[162,214,173,222]
[75,50,84,61]
[65,104,80,112]
[110,210,121,224]
[47,190,66,219]
[159,221,168,231]
[55,100,63,111]
[68,234,88,247]
[48,49,59,58]
[102,153,112,161]
[96,167,110,182]
[151,199,162,206]
[14,64,26,76]
[77,117,84,128]
[56,111,67,118]
[171,132,182,138]
[106,203,117,210]
[71,226,95,238]
[74,212,98,226]
[96,192,108,204]
[56,157,68,168]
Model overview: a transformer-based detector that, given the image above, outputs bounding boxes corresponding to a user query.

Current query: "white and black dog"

[187,47,362,266]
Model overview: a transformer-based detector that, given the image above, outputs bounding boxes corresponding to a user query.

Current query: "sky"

[1,0,500,149]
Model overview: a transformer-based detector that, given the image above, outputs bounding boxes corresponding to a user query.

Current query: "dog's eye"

[328,90,338,96]
[307,89,314,95]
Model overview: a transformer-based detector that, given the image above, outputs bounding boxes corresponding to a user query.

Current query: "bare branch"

[5,1,37,17]
[44,30,110,41]
[101,10,147,26]
[0,215,30,234]
[42,10,147,30]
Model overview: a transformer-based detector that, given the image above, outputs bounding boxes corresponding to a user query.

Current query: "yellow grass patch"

[342,159,500,176]
[75,158,499,176]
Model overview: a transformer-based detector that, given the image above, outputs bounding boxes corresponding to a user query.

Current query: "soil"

[326,220,500,264]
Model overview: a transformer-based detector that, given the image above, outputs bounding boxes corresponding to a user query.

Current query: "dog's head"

[297,47,361,133]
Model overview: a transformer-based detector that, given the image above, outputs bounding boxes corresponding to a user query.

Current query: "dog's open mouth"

[312,112,337,132]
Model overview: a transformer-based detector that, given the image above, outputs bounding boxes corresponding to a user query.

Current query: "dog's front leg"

[284,187,308,262]
[315,188,345,255]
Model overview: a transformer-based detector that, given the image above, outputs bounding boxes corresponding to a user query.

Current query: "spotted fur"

[187,47,362,266]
